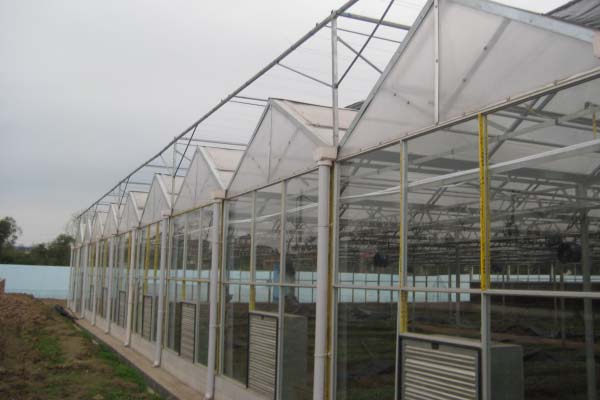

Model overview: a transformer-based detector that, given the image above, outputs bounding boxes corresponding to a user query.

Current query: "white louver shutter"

[180,302,196,362]
[248,312,278,399]
[400,336,479,400]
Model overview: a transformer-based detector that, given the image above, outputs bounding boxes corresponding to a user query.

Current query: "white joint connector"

[160,210,171,218]
[211,189,226,200]
[594,32,600,58]
[313,146,337,163]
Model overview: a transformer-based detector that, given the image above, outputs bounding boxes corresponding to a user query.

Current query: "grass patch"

[96,343,146,391]
[33,332,64,365]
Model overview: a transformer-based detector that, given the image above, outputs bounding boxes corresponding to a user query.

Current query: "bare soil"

[0,293,162,400]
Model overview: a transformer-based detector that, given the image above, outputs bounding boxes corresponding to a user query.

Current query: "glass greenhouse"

[68,0,600,399]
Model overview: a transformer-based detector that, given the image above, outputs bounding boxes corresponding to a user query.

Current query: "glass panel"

[489,153,600,291]
[490,295,599,400]
[286,171,319,278]
[336,289,397,400]
[223,283,249,384]
[338,144,401,281]
[253,285,278,313]
[200,206,213,279]
[195,281,210,366]
[281,287,315,400]
[406,289,480,339]
[186,210,201,280]
[255,184,282,283]
[225,195,253,282]
[407,119,480,290]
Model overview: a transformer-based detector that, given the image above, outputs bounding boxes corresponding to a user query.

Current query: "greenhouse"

[68,0,600,399]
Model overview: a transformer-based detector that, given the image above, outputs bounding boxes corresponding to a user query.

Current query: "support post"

[478,113,491,400]
[106,237,115,334]
[92,241,100,326]
[68,246,74,310]
[313,147,336,400]
[206,196,223,400]
[125,230,137,347]
[154,217,169,367]
[81,244,89,319]
[331,15,340,146]
[578,184,597,400]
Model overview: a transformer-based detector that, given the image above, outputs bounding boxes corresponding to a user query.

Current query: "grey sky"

[0,0,566,245]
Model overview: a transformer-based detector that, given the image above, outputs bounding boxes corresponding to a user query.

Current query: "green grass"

[96,343,147,392]
[32,331,64,365]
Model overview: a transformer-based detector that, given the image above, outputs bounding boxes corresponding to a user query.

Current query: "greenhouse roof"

[91,212,106,241]
[102,203,121,238]
[228,98,357,196]
[339,0,600,158]
[174,143,245,214]
[140,174,184,226]
[548,0,600,29]
[118,191,148,233]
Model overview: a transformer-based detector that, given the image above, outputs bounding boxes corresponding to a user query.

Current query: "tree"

[0,217,21,259]
[47,234,75,266]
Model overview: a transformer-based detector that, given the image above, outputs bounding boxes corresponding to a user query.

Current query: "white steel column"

[313,147,336,400]
[125,230,137,347]
[205,198,223,400]
[331,15,340,146]
[92,241,100,326]
[74,247,81,313]
[154,217,168,367]
[106,237,115,334]
[68,246,74,310]
[81,244,89,319]
[579,184,597,400]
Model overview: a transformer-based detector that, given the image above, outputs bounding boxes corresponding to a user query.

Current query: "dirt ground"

[0,293,162,400]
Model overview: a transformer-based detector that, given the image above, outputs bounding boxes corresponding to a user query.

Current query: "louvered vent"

[142,295,153,340]
[180,302,196,362]
[402,339,478,400]
[118,290,127,327]
[248,312,278,399]
[399,334,523,400]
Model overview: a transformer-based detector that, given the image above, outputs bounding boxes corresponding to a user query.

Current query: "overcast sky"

[0,0,566,246]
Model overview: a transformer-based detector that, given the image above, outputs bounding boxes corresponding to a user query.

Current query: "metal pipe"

[331,16,340,147]
[125,230,137,347]
[337,36,382,74]
[313,160,332,400]
[205,201,221,400]
[81,245,89,319]
[92,241,100,326]
[106,237,115,334]
[578,184,598,400]
[154,218,168,367]
[339,11,411,30]
[77,0,361,220]
[68,246,74,310]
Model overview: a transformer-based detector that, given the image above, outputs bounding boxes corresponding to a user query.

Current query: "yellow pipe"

[153,223,160,278]
[144,225,151,294]
[399,144,408,333]
[478,113,491,290]
[127,232,132,284]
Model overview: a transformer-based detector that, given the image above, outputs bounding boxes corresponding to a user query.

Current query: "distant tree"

[0,217,21,260]
[47,234,75,266]
[30,243,49,265]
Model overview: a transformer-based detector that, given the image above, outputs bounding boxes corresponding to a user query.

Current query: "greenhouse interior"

[68,0,600,399]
